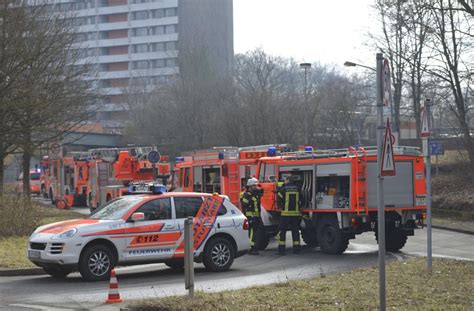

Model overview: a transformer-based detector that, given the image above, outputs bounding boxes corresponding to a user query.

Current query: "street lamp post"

[344,55,386,311]
[300,62,311,145]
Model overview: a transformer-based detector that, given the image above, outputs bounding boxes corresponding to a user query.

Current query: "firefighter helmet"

[246,177,258,187]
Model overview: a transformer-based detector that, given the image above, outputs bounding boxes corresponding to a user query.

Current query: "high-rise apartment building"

[59,0,233,133]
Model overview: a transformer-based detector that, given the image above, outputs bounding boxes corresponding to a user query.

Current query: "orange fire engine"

[87,147,171,210]
[253,146,427,253]
[174,145,289,205]
[41,146,171,209]
[40,155,89,208]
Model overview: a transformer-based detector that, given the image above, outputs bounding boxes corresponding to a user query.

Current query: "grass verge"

[131,258,474,310]
[0,200,83,268]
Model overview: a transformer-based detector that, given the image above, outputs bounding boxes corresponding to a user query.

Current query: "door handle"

[164,224,175,229]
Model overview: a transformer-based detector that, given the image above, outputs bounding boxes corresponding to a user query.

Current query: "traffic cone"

[105,268,123,304]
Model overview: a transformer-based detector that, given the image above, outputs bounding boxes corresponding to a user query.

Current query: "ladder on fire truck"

[348,146,368,215]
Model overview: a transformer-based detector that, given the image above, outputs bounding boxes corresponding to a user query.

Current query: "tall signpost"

[376,53,386,311]
[421,99,432,271]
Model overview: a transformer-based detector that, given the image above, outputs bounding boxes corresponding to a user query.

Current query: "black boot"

[278,245,286,255]
[293,244,301,254]
[249,247,259,255]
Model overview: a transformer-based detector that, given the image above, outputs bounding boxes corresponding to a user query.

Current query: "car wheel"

[203,237,235,272]
[79,244,115,281]
[43,266,73,278]
[164,259,184,270]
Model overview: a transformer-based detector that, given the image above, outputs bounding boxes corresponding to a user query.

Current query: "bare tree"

[426,0,473,164]
[0,1,97,196]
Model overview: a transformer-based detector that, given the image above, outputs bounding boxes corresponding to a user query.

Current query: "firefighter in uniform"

[240,177,263,255]
[277,175,301,255]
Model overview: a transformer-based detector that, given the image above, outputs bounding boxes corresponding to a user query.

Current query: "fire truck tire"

[255,230,270,250]
[317,216,349,254]
[376,228,408,252]
[79,244,116,281]
[301,228,319,247]
[203,237,235,272]
[164,259,184,269]
[43,266,73,278]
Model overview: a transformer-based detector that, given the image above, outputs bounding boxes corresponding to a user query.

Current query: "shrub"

[0,196,44,237]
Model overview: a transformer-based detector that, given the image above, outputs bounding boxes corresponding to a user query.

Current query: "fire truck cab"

[255,146,427,254]
[174,145,289,205]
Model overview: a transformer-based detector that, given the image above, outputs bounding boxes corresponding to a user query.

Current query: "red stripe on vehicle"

[81,223,164,237]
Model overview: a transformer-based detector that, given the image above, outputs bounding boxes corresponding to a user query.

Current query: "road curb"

[431,225,474,235]
[0,267,45,277]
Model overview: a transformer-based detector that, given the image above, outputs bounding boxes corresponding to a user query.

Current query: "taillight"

[243,219,249,230]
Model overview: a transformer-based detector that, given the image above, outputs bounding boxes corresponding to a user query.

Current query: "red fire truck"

[174,145,289,205]
[87,147,171,210]
[41,146,171,209]
[254,146,427,253]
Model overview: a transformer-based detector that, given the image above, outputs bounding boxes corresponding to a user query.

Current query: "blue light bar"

[304,146,313,154]
[267,147,277,156]
[175,157,185,163]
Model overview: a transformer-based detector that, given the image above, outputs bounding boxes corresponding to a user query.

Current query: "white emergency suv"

[28,192,250,281]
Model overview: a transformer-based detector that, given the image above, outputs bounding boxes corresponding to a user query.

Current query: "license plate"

[28,250,40,259]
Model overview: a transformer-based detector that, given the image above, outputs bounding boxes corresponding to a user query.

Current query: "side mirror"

[131,212,145,222]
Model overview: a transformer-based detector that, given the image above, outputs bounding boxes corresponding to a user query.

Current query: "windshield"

[88,196,144,220]
[30,173,40,181]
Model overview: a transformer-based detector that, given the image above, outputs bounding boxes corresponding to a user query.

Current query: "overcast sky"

[234,0,377,68]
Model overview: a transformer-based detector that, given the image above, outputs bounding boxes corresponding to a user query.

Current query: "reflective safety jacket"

[240,191,261,218]
[277,183,301,216]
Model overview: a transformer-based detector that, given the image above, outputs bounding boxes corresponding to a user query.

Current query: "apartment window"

[87,32,97,41]
[151,59,165,68]
[132,44,148,53]
[165,8,177,17]
[132,11,148,20]
[151,42,164,51]
[101,80,112,88]
[151,26,164,35]
[165,24,176,34]
[100,64,109,72]
[76,33,87,41]
[132,0,148,3]
[75,17,87,26]
[151,9,164,18]
[132,27,148,37]
[166,58,177,67]
[87,16,96,24]
[100,47,109,56]
[76,1,87,10]
[132,60,149,69]
[99,31,109,39]
[165,41,176,51]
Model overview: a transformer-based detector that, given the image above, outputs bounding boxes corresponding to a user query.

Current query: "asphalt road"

[1,228,472,310]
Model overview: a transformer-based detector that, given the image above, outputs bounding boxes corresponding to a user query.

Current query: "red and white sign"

[381,118,396,177]
[420,104,430,138]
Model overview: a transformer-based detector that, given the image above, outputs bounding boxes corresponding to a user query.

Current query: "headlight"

[52,228,77,240]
